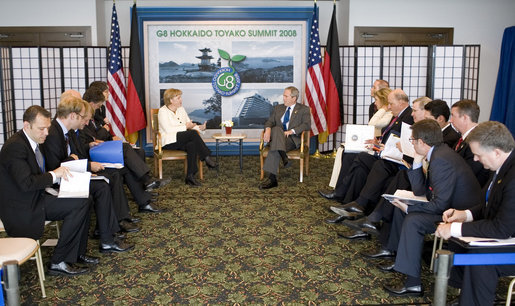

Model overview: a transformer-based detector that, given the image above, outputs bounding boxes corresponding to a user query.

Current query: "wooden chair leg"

[158,159,163,179]
[299,158,304,183]
[199,159,203,180]
[260,155,264,180]
[35,241,46,297]
[183,159,187,176]
[154,157,159,179]
[305,155,309,176]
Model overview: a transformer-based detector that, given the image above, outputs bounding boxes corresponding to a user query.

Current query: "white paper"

[400,122,415,158]
[58,171,91,198]
[380,135,404,164]
[101,163,124,169]
[382,189,429,205]
[91,175,110,184]
[60,159,88,173]
[459,236,515,247]
[343,124,375,153]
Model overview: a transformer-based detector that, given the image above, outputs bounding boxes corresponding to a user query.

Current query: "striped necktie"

[35,145,45,173]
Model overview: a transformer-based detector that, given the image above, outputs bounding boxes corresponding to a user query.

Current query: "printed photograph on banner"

[159,89,221,129]
[224,88,283,129]
[159,41,224,83]
[232,41,293,83]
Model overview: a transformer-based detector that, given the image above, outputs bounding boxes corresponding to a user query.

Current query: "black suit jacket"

[407,144,481,215]
[456,139,492,188]
[381,106,414,144]
[0,131,55,239]
[462,150,515,239]
[442,124,461,148]
[264,102,311,148]
[42,119,75,171]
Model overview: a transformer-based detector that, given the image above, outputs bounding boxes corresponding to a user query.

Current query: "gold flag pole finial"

[330,147,338,159]
[312,149,322,159]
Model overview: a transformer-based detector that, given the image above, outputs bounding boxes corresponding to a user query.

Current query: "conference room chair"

[259,130,310,182]
[0,219,46,298]
[150,108,203,180]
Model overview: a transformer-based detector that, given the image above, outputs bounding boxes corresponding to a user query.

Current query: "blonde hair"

[163,88,183,106]
[374,88,392,108]
[56,97,85,118]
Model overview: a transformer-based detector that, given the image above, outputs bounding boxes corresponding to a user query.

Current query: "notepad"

[58,171,91,198]
[459,236,515,247]
[343,124,375,153]
[382,189,429,205]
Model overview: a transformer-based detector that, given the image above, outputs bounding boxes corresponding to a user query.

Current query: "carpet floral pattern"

[9,155,463,304]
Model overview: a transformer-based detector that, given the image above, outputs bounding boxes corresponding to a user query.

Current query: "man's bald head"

[60,89,81,102]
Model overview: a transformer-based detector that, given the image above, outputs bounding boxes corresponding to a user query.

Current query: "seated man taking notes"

[436,121,515,306]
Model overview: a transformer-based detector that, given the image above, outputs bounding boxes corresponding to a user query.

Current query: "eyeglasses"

[409,137,419,143]
[76,113,86,119]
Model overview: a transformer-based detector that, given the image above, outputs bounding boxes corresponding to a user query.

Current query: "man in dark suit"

[436,121,515,306]
[259,86,311,189]
[82,87,165,213]
[42,95,133,253]
[376,119,480,297]
[0,106,92,276]
[424,99,460,147]
[320,89,414,212]
[449,99,491,187]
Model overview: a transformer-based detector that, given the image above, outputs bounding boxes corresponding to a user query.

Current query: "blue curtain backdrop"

[490,26,515,135]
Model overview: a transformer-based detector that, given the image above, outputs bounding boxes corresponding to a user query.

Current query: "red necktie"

[454,137,463,151]
[380,116,398,141]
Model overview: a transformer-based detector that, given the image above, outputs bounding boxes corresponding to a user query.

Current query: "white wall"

[0,0,98,43]
[97,0,348,47]
[349,0,515,121]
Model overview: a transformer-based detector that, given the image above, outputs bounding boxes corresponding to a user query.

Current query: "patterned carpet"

[9,155,460,304]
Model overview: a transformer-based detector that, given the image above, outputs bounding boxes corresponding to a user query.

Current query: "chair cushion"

[0,237,39,265]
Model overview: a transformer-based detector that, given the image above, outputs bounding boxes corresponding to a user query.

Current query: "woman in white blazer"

[368,87,393,137]
[158,88,217,186]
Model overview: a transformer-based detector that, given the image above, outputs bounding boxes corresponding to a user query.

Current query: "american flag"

[304,3,327,136]
[107,3,127,140]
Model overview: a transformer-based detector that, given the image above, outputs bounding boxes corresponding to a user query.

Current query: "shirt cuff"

[465,210,473,222]
[450,222,463,237]
[291,129,296,134]
[49,171,57,184]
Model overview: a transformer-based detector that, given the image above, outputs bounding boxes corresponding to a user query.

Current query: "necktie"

[35,145,45,173]
[65,132,71,155]
[485,172,497,206]
[454,137,463,151]
[282,106,291,131]
[380,116,398,142]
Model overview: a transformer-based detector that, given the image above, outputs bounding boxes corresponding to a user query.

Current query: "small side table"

[212,133,247,173]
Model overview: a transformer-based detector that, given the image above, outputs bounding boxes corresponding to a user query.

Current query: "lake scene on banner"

[232,41,294,83]
[159,41,224,83]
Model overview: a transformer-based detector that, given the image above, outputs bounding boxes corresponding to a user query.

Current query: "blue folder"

[89,140,124,166]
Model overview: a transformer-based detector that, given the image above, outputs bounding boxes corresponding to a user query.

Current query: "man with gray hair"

[436,121,515,305]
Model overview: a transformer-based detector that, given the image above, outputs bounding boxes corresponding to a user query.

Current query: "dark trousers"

[42,194,90,264]
[89,181,120,245]
[334,152,378,199]
[263,126,298,176]
[356,159,402,210]
[100,168,131,220]
[119,166,151,208]
[163,130,211,176]
[391,211,442,278]
[122,142,150,180]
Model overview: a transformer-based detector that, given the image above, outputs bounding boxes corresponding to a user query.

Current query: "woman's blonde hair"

[163,88,182,106]
[374,87,392,108]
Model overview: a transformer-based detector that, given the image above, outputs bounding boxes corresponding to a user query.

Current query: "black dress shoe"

[145,177,171,191]
[330,206,363,219]
[318,190,342,202]
[77,254,100,265]
[383,284,423,297]
[204,156,218,169]
[139,203,164,213]
[99,240,135,253]
[119,220,140,233]
[377,262,395,272]
[342,201,364,214]
[361,220,381,236]
[114,232,126,240]
[342,217,366,231]
[125,216,141,223]
[48,262,89,276]
[325,215,348,224]
[259,180,278,190]
[362,248,396,259]
[185,175,202,187]
[337,230,370,240]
